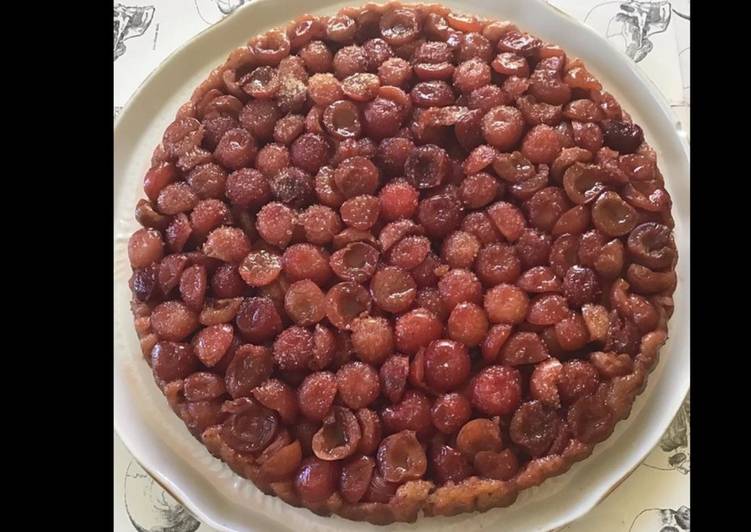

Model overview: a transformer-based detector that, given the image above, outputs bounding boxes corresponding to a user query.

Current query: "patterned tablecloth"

[114,2,690,530]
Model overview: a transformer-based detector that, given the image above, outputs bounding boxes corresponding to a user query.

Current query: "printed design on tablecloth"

[194,0,246,25]
[644,396,690,474]
[629,505,690,532]
[114,4,156,61]
[124,460,202,532]
[583,1,678,63]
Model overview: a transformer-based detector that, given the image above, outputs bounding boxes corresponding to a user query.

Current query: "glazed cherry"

[411,81,455,108]
[377,141,416,180]
[417,192,463,239]
[273,326,313,372]
[438,268,482,310]
[482,106,525,151]
[484,283,529,324]
[221,400,279,453]
[447,302,489,347]
[528,295,571,325]
[567,392,614,444]
[431,443,473,484]
[380,8,421,46]
[363,97,405,139]
[471,365,522,416]
[379,181,419,221]
[454,58,492,94]
[404,144,450,190]
[312,406,362,460]
[516,228,552,269]
[239,250,282,288]
[190,199,231,240]
[210,264,247,299]
[252,378,299,424]
[347,316,393,366]
[480,323,513,363]
[326,281,372,329]
[295,457,340,503]
[340,455,376,504]
[522,125,563,164]
[130,264,159,303]
[493,151,535,183]
[128,228,164,269]
[474,449,519,481]
[476,243,522,286]
[455,108,485,151]
[456,418,503,458]
[413,40,452,64]
[370,267,417,313]
[323,100,362,140]
[626,264,676,295]
[178,264,206,311]
[526,187,571,233]
[336,362,381,409]
[459,173,500,210]
[256,202,296,248]
[309,323,337,371]
[603,120,644,154]
[395,308,443,354]
[592,191,637,237]
[441,231,481,269]
[151,342,199,383]
[558,360,599,405]
[290,133,330,175]
[376,430,427,482]
[509,400,561,457]
[461,211,501,246]
[431,393,472,435]
[379,354,409,404]
[354,407,382,457]
[184,372,226,402]
[299,204,342,246]
[329,241,380,284]
[204,227,252,264]
[282,244,333,286]
[388,235,431,270]
[562,265,602,308]
[487,201,526,242]
[627,222,676,269]
[423,339,471,392]
[381,390,432,435]
[378,56,413,87]
[284,280,326,326]
[501,331,550,366]
[334,156,380,198]
[340,195,381,230]
[298,371,337,421]
[409,251,447,288]
[235,297,282,343]
[151,301,199,341]
[193,324,234,367]
[590,351,633,379]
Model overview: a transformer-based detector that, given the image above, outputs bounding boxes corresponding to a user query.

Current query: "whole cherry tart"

[128,1,676,524]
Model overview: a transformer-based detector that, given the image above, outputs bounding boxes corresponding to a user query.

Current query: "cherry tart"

[128,1,676,524]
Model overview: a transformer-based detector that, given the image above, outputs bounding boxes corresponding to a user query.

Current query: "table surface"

[113,1,690,530]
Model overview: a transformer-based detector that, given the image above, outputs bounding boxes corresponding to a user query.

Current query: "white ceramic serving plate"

[114,1,690,530]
